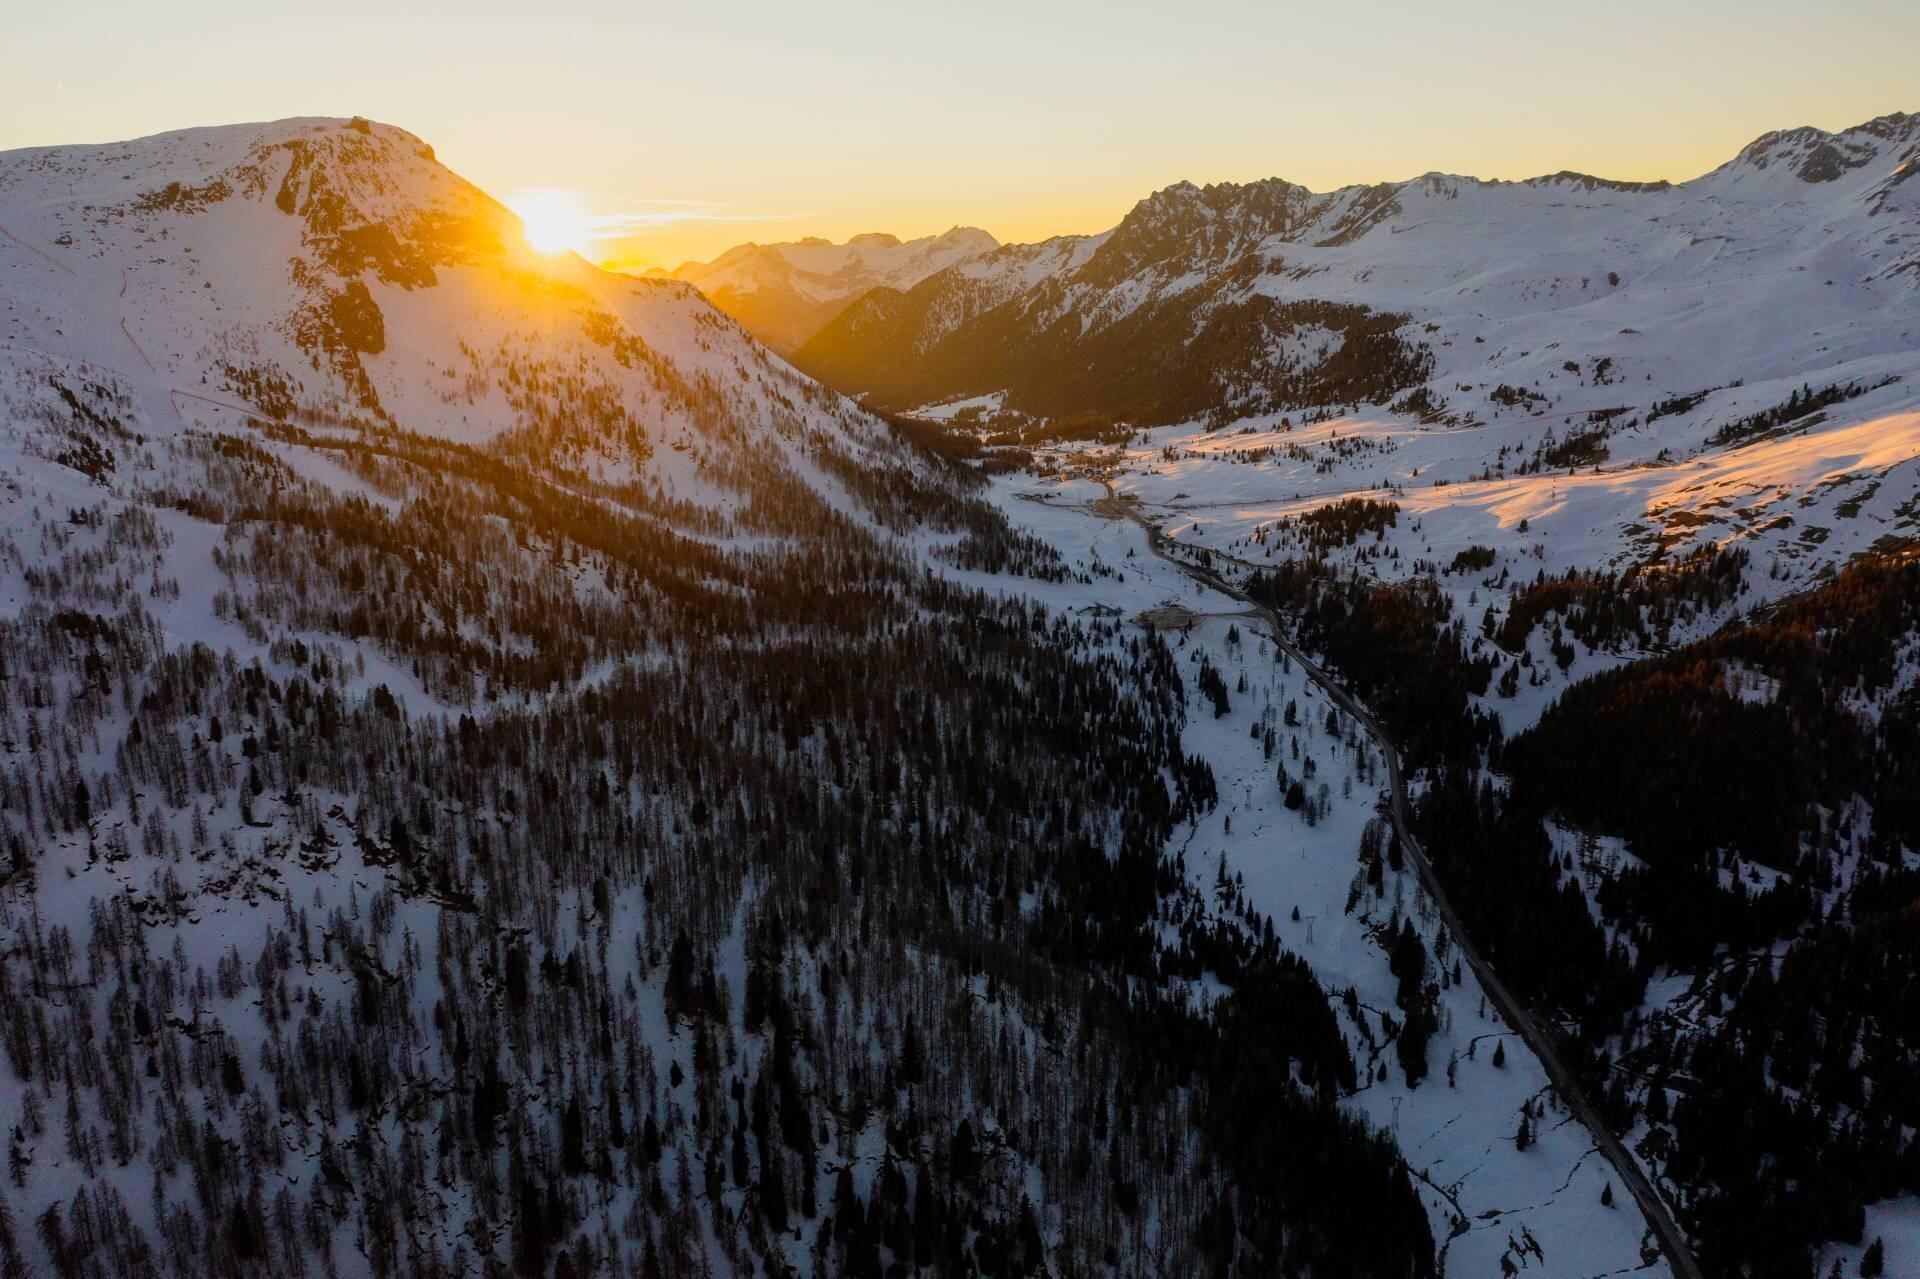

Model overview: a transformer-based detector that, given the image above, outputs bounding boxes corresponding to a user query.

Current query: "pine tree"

[761,1148,789,1232]
[0,1196,23,1279]
[515,1177,547,1277]
[731,1125,750,1188]
[561,1096,586,1176]
[665,934,696,1021]
[912,1161,938,1266]
[951,1118,977,1181]
[34,1206,65,1279]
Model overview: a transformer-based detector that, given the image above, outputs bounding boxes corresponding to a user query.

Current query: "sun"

[507,190,592,256]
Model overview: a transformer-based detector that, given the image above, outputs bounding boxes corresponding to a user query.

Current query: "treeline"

[1657,902,1920,1275]
[1243,560,1497,767]
[1493,544,1750,655]
[1501,547,1920,1273]
[796,254,1434,433]
[1271,498,1400,555]
[1707,376,1899,447]
[1509,549,1920,879]
[1225,517,1920,1275]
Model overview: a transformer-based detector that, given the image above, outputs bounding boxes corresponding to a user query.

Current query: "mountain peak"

[933,225,999,250]
[1091,176,1311,279]
[0,111,871,457]
[1523,170,1672,194]
[664,225,1000,353]
[1135,175,1305,210]
[1727,110,1920,183]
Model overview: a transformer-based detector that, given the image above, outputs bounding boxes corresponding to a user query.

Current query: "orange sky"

[7,1,1916,271]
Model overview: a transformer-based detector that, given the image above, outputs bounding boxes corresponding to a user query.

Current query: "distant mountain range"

[720,112,1920,435]
[658,226,998,354]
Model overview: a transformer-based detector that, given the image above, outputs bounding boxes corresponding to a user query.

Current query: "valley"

[0,106,1916,1279]
[976,478,1688,1277]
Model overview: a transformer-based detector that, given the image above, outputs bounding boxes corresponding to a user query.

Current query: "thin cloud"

[509,187,809,241]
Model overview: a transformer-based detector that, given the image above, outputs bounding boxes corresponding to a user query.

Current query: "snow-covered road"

[1109,486,1705,1279]
[950,473,1680,1276]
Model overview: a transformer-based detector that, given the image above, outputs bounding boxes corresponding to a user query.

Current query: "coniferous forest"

[0,366,1436,1278]
[5,93,1920,1279]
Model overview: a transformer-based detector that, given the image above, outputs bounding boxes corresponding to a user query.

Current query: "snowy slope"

[948,115,1920,1279]
[958,484,1675,1276]
[4,109,1914,1279]
[0,115,907,513]
[0,115,1470,1279]
[862,110,1920,706]
[796,111,1920,438]
[665,226,998,354]
[0,119,1116,1279]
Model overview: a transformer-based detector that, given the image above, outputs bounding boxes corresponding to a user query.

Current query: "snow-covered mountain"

[665,226,997,355]
[940,110,1920,1279]
[5,108,1917,1279]
[0,117,1461,1279]
[0,115,926,512]
[929,112,1920,658]
[796,111,1920,436]
[801,109,1920,697]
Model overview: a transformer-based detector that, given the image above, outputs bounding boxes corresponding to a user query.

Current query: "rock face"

[792,113,1920,432]
[667,225,998,354]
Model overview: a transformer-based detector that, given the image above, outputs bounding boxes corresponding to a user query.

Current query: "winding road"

[1099,485,1705,1279]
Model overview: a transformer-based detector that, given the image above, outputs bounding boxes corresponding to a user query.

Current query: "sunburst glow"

[508,189,592,256]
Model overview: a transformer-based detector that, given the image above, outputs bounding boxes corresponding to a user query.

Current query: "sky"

[6,1,1917,271]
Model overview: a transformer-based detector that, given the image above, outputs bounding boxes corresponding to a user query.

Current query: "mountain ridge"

[789,108,1919,431]
[662,224,999,354]
[0,113,926,524]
